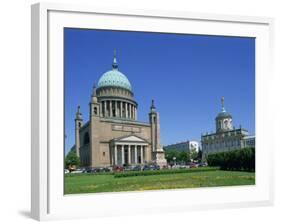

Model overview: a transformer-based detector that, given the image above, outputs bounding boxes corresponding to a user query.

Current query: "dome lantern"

[112,49,118,70]
[97,51,132,91]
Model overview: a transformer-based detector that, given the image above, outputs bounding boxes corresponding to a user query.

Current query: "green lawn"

[64,169,255,194]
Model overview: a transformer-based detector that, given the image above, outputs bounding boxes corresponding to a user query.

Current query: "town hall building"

[74,52,167,168]
[201,97,255,160]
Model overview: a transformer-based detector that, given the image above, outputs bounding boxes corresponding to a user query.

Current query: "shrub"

[207,148,255,172]
[114,167,219,178]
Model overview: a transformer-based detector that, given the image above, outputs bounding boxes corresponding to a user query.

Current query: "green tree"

[165,150,179,164]
[207,147,255,171]
[197,149,202,162]
[65,150,80,169]
[178,151,190,164]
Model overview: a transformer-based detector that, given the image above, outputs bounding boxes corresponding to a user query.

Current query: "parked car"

[131,165,142,171]
[87,167,100,173]
[100,167,111,172]
[82,168,91,173]
[64,169,69,174]
[113,165,124,172]
[189,162,198,168]
[142,165,150,171]
[198,162,208,167]
[179,165,187,169]
[123,165,134,171]
[150,165,160,170]
[71,168,84,173]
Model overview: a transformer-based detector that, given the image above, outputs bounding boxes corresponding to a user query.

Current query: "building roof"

[216,110,232,119]
[97,51,132,91]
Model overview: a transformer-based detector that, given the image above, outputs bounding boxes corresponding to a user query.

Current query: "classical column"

[121,145,125,165]
[129,104,131,119]
[133,106,135,119]
[111,147,114,165]
[128,145,131,164]
[125,103,128,118]
[135,145,138,164]
[104,100,107,117]
[112,101,114,117]
[117,101,120,117]
[135,107,137,120]
[108,101,112,117]
[140,145,144,164]
[143,146,146,162]
[120,101,123,117]
[102,101,104,117]
[113,100,116,117]
[114,145,117,165]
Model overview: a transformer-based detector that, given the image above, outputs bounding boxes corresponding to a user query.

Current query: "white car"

[71,168,84,174]
[64,169,69,174]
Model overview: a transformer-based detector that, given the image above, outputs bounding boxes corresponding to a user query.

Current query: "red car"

[113,165,124,172]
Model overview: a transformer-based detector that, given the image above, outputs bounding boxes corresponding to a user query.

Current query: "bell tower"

[90,85,100,117]
[89,84,101,167]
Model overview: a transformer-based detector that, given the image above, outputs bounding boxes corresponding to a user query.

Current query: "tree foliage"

[165,150,191,164]
[207,147,255,172]
[65,150,80,168]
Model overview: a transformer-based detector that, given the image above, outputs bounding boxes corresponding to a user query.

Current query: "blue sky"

[64,28,255,153]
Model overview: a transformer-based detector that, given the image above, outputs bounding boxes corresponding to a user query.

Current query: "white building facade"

[201,97,255,160]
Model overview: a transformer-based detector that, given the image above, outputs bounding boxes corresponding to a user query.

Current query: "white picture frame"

[31,2,274,221]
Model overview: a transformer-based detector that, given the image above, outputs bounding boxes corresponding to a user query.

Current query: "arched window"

[83,132,90,145]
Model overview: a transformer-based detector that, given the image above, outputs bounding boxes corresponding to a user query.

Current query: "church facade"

[201,97,255,160]
[74,52,167,168]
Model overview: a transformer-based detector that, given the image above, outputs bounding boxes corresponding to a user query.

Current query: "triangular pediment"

[113,135,148,143]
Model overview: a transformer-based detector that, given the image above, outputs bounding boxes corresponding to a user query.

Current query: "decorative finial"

[76,105,82,119]
[151,99,156,111]
[221,96,226,112]
[92,82,97,96]
[112,49,118,69]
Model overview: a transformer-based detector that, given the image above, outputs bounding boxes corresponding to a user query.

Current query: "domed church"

[74,52,167,168]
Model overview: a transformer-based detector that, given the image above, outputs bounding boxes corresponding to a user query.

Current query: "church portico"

[111,135,148,165]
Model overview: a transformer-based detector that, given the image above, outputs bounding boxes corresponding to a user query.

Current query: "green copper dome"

[97,69,132,91]
[97,52,132,91]
[216,111,232,119]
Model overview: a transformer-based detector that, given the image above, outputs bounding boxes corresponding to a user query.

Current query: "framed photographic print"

[31,2,274,221]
